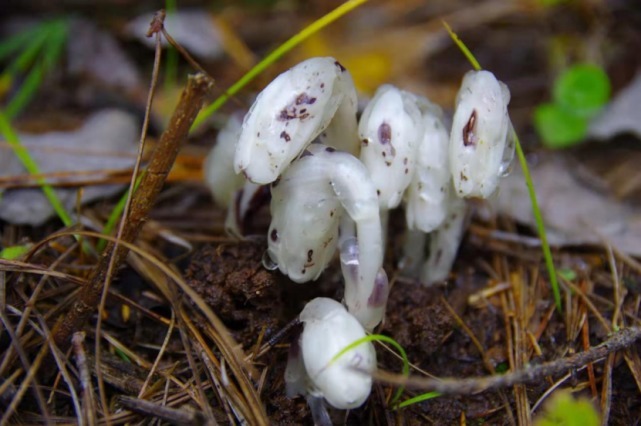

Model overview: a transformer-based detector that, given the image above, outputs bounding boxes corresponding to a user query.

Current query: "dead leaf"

[0,109,139,226]
[589,72,641,140]
[494,154,641,256]
[126,10,224,60]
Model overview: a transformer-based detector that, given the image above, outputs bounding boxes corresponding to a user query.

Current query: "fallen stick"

[373,326,641,396]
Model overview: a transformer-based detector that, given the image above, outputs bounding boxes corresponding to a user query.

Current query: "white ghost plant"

[285,297,376,411]
[267,144,387,329]
[404,96,452,233]
[234,57,360,184]
[449,70,512,198]
[358,84,423,210]
[203,112,245,206]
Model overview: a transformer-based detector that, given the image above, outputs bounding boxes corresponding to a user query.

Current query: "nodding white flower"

[449,70,511,198]
[234,57,359,184]
[359,84,423,210]
[204,113,245,206]
[285,297,376,410]
[404,96,452,233]
[267,144,386,329]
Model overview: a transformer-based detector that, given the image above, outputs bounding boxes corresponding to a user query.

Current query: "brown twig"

[118,395,208,426]
[52,72,212,352]
[374,326,641,396]
[72,332,97,426]
[95,10,166,419]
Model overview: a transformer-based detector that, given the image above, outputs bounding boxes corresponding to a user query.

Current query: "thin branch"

[375,326,641,396]
[52,72,212,352]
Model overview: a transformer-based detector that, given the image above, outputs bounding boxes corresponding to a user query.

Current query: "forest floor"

[1,0,641,424]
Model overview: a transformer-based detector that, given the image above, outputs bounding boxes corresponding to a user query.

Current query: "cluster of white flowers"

[204,57,512,413]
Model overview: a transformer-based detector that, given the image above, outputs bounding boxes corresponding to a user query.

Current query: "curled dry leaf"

[0,109,139,225]
[495,154,641,256]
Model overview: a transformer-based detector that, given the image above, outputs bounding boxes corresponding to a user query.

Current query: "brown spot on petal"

[463,109,478,147]
[307,249,313,262]
[270,228,278,242]
[295,93,317,105]
[378,122,392,145]
[280,131,291,142]
[334,61,346,72]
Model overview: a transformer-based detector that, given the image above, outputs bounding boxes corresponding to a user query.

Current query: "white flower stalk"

[234,57,359,184]
[267,144,383,295]
[420,190,468,285]
[359,84,423,210]
[286,297,376,410]
[339,215,389,330]
[203,113,245,206]
[449,70,511,198]
[404,96,451,233]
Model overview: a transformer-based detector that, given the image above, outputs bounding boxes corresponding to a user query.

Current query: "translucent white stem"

[421,194,468,285]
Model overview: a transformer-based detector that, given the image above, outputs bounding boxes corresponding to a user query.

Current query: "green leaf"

[0,244,31,260]
[553,64,610,119]
[558,268,577,281]
[534,391,600,426]
[534,102,588,149]
[397,391,441,409]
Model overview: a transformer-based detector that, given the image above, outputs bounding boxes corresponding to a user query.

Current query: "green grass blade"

[443,21,562,312]
[40,20,68,70]
[514,133,561,309]
[5,62,44,118]
[96,174,143,252]
[0,110,73,227]
[190,0,371,131]
[6,25,50,74]
[0,24,42,62]
[329,333,409,406]
[397,391,441,409]
[4,19,68,119]
[442,20,481,72]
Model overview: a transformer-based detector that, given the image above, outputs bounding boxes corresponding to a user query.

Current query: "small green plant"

[534,391,600,426]
[534,64,611,149]
[0,244,31,260]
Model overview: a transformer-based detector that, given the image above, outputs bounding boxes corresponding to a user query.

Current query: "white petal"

[234,57,356,184]
[268,149,341,283]
[449,70,511,198]
[359,85,423,209]
[203,113,245,206]
[405,97,451,232]
[299,298,376,410]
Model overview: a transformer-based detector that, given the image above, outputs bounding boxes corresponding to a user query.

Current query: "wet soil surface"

[182,236,641,425]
